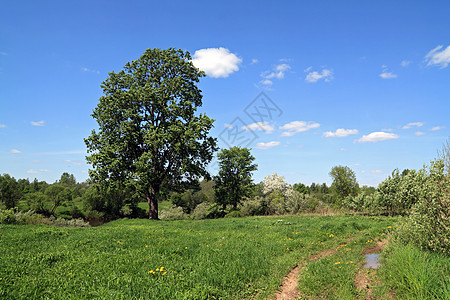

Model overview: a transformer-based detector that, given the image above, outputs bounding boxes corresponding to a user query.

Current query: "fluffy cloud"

[260,63,291,86]
[0,124,6,128]
[305,68,333,83]
[425,45,450,68]
[379,65,397,79]
[191,47,242,78]
[323,128,358,138]
[10,149,21,154]
[357,132,399,143]
[415,132,425,136]
[371,170,383,174]
[431,126,445,131]
[255,141,280,149]
[402,122,424,129]
[280,121,320,137]
[30,120,45,127]
[27,169,39,174]
[242,122,274,134]
[379,72,397,79]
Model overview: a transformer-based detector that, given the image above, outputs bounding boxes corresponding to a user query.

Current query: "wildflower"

[117,241,122,244]
[329,234,334,237]
[185,247,188,249]
[156,268,160,271]
[145,244,148,247]
[387,226,392,228]
[163,271,167,275]
[335,262,341,265]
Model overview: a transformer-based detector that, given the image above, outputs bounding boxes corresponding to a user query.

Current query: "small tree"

[85,48,218,219]
[0,174,21,209]
[329,165,359,204]
[214,147,257,210]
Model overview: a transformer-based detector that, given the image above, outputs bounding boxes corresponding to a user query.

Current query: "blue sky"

[0,0,449,186]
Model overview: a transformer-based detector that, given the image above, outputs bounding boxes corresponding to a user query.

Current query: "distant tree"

[24,192,47,214]
[0,174,21,209]
[45,185,71,215]
[85,48,218,219]
[293,182,308,195]
[329,165,359,202]
[438,137,450,173]
[214,147,257,210]
[59,172,77,186]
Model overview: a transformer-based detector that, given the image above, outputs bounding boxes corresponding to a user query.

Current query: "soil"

[274,248,337,300]
[354,239,394,300]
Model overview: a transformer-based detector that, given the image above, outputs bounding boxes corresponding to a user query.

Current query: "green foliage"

[382,243,450,299]
[159,205,188,220]
[392,160,450,254]
[329,165,359,204]
[214,147,257,210]
[0,209,90,227]
[0,174,21,209]
[85,48,217,219]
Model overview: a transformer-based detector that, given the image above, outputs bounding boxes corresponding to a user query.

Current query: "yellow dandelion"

[145,244,148,247]
[117,241,122,244]
[335,262,341,265]
[163,271,167,275]
[387,226,392,228]
[156,268,160,271]
[185,246,188,249]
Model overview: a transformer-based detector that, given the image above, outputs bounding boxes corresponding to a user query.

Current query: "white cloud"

[10,149,21,154]
[255,141,280,149]
[260,63,291,86]
[379,72,397,79]
[323,128,358,138]
[242,122,274,134]
[415,132,425,136]
[280,121,320,137]
[402,122,424,129]
[371,170,383,174]
[27,169,39,174]
[400,60,411,67]
[305,68,333,83]
[81,67,100,74]
[357,132,399,143]
[0,124,6,128]
[65,159,82,165]
[379,65,397,79]
[224,123,233,129]
[430,126,445,131]
[260,79,273,86]
[251,59,259,64]
[191,47,242,78]
[425,45,450,68]
[39,169,49,172]
[30,120,45,127]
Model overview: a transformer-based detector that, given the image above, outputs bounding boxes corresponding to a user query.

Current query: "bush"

[191,202,223,220]
[0,209,90,227]
[392,160,450,255]
[159,206,188,220]
[240,197,266,216]
[225,210,241,218]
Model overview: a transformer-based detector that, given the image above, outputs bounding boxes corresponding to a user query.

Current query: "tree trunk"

[146,185,160,220]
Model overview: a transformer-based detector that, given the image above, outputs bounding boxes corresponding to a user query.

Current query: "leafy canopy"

[214,147,257,209]
[85,48,217,219]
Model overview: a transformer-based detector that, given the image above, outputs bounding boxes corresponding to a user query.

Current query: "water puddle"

[364,253,381,269]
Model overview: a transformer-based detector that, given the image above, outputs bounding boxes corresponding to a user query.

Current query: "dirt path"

[354,239,391,300]
[274,248,335,300]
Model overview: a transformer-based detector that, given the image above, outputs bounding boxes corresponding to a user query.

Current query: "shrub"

[190,202,223,220]
[392,160,450,255]
[159,206,188,220]
[225,210,241,218]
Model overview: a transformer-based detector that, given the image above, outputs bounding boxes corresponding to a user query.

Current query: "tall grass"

[381,243,450,300]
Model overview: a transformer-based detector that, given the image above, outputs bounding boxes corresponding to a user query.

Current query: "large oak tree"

[85,48,217,219]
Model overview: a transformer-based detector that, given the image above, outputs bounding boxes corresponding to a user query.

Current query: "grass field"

[0,214,401,299]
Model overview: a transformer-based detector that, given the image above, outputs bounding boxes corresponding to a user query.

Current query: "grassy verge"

[0,214,393,299]
[381,243,450,300]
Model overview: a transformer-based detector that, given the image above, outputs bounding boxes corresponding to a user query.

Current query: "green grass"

[0,215,394,299]
[381,243,450,300]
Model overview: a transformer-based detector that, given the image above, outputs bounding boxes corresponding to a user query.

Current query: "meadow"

[0,214,406,299]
